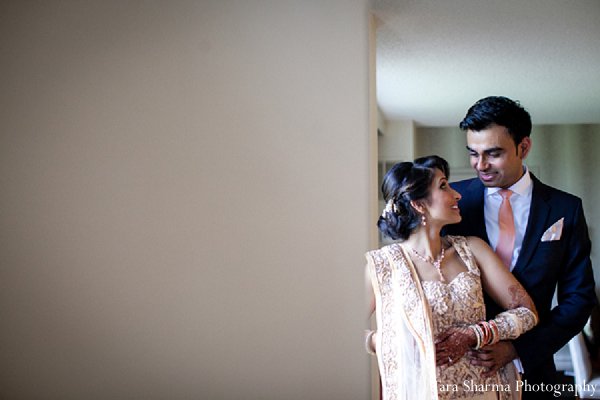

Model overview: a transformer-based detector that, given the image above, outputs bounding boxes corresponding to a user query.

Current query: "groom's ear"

[518,137,532,159]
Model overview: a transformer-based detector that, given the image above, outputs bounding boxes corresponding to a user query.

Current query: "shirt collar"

[486,166,532,197]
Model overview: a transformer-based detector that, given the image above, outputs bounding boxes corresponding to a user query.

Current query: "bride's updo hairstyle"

[378,155,450,241]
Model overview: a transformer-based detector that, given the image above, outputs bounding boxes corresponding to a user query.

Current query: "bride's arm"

[468,236,538,323]
[435,236,538,366]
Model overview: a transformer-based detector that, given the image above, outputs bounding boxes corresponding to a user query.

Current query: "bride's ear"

[410,200,425,215]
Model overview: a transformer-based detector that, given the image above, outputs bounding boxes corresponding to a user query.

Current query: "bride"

[365,155,537,400]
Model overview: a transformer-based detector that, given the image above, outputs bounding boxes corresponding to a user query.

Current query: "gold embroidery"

[368,236,533,399]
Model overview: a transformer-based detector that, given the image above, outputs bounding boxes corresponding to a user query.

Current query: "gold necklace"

[410,246,446,282]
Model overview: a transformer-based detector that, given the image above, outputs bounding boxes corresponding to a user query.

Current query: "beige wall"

[414,124,600,296]
[0,1,373,399]
[378,120,415,163]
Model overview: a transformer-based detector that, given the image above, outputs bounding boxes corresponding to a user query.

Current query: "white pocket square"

[541,218,564,242]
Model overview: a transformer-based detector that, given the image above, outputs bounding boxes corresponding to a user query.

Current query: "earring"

[421,214,426,226]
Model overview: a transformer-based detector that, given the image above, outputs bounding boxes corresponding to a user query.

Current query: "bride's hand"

[435,326,476,367]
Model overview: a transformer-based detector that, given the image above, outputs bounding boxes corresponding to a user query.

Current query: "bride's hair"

[378,155,449,241]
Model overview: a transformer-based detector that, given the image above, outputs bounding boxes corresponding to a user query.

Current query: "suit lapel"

[514,175,551,272]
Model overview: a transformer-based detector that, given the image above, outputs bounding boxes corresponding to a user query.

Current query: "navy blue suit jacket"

[445,174,597,377]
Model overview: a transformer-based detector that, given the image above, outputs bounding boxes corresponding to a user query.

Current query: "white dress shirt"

[484,167,533,272]
[483,166,533,373]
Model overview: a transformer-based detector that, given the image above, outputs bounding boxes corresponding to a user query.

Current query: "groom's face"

[466,124,530,189]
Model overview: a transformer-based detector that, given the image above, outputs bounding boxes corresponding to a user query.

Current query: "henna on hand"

[435,326,476,367]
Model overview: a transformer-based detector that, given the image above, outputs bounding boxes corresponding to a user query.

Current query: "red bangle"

[489,320,500,345]
[478,321,491,346]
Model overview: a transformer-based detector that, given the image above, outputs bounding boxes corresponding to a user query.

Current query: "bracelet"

[365,330,376,355]
[489,320,500,345]
[478,321,491,346]
[470,324,483,349]
[470,320,502,349]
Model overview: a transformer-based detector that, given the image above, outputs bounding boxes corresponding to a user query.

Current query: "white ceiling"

[372,0,600,127]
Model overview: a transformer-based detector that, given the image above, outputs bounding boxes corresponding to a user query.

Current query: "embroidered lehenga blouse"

[366,236,536,400]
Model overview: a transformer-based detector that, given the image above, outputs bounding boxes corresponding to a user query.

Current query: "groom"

[445,96,597,399]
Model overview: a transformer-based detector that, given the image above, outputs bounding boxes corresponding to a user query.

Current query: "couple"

[365,96,597,399]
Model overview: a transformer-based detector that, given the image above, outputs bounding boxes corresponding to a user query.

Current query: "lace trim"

[493,307,538,341]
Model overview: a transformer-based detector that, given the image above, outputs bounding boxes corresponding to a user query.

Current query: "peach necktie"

[496,189,515,268]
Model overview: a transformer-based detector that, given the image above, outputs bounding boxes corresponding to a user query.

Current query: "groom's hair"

[460,96,532,146]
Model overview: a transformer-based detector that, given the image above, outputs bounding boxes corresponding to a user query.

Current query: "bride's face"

[422,168,462,226]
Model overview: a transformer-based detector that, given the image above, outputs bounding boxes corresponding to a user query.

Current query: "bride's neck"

[404,229,444,258]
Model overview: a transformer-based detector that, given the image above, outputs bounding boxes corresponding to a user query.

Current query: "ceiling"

[372,0,600,127]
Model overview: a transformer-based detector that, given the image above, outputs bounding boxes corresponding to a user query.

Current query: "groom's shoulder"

[532,175,583,205]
